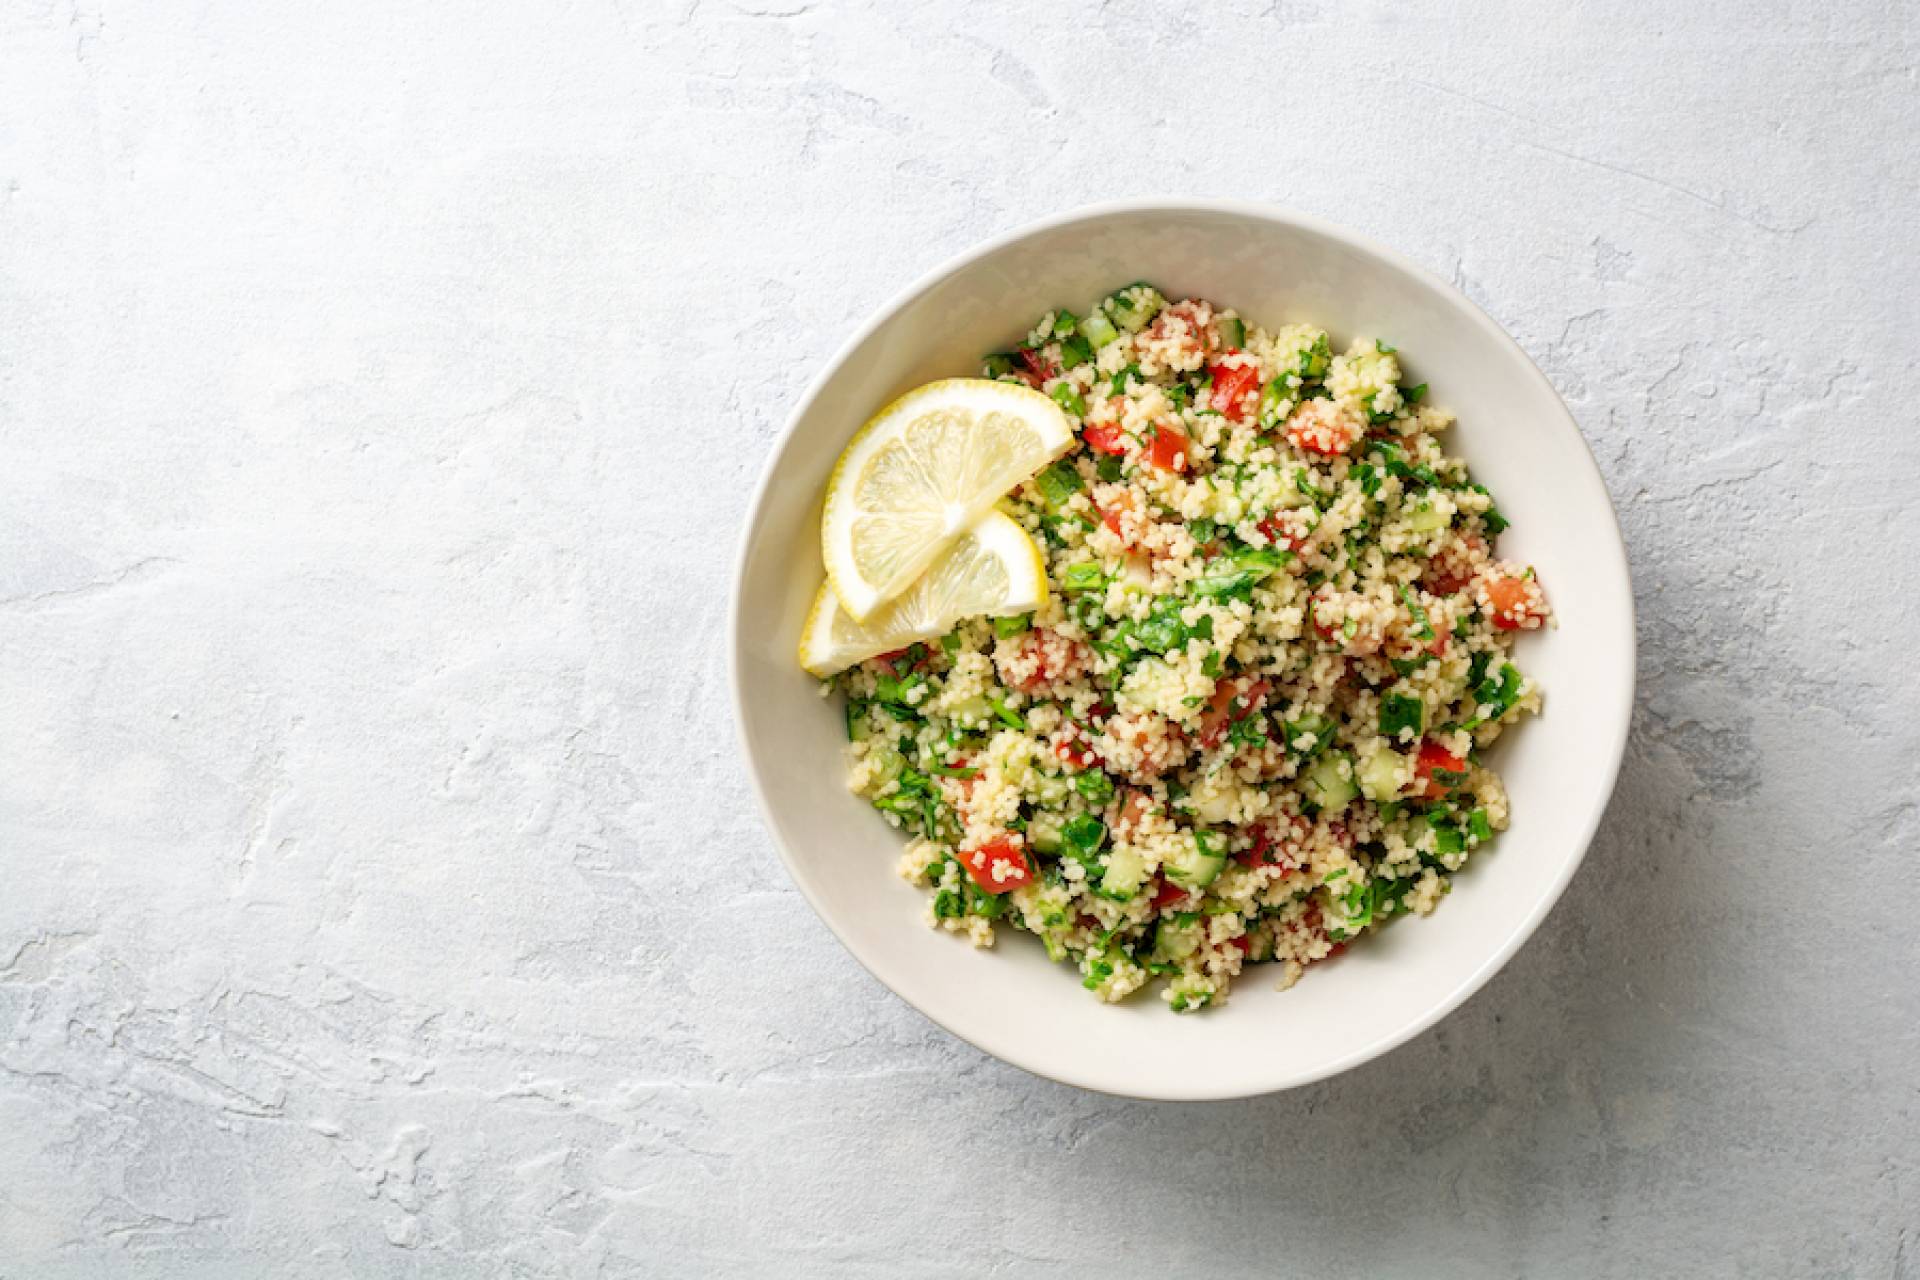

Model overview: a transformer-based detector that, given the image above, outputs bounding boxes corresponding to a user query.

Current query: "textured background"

[3,1,1916,1276]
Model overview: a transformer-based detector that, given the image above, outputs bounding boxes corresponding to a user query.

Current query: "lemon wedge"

[821,378,1073,621]
[799,510,1048,678]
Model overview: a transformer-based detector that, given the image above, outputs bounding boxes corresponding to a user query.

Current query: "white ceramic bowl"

[730,200,1634,1100]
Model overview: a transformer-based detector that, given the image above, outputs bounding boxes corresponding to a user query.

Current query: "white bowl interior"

[732,204,1634,1099]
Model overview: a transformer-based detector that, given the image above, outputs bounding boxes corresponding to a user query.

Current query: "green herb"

[1295,467,1330,508]
[1296,332,1331,380]
[994,613,1031,639]
[1405,382,1428,404]
[928,761,978,779]
[1109,363,1141,396]
[1074,770,1115,806]
[1379,691,1425,738]
[1259,378,1290,426]
[1192,545,1289,600]
[1061,561,1108,594]
[988,693,1026,731]
[1050,383,1086,417]
[940,632,962,654]
[1353,463,1381,497]
[873,671,927,718]
[982,353,1017,379]
[1469,662,1524,725]
[1059,334,1094,370]
[1067,593,1105,631]
[1470,483,1510,535]
[1400,584,1435,640]
[1282,711,1335,760]
[1096,455,1124,483]
[1062,813,1106,852]
[1466,807,1493,843]
[1226,711,1268,750]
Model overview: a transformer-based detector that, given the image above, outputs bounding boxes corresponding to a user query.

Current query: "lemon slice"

[799,510,1048,677]
[822,378,1073,621]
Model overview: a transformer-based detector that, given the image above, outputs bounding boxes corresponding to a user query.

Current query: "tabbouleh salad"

[827,284,1551,1012]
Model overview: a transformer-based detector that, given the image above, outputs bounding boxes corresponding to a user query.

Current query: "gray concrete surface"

[3,1,1916,1275]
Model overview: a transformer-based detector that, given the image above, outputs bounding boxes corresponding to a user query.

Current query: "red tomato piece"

[1115,790,1155,837]
[959,834,1033,894]
[1257,511,1306,553]
[1145,424,1191,472]
[1196,677,1270,749]
[1412,739,1468,802]
[1055,729,1097,771]
[1208,361,1263,422]
[1150,878,1190,911]
[1015,347,1055,389]
[1082,422,1127,455]
[1483,572,1549,631]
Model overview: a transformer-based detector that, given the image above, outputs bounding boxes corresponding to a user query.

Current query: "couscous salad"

[805,284,1550,1011]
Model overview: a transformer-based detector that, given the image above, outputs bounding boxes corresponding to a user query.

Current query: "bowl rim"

[728,197,1636,1100]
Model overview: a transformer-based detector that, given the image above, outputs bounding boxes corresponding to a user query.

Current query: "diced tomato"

[1014,347,1055,389]
[1115,790,1154,837]
[1151,878,1190,911]
[1055,729,1097,771]
[1145,424,1191,472]
[1208,360,1263,422]
[1001,629,1089,695]
[1228,935,1251,954]
[1256,511,1306,553]
[1097,489,1140,547]
[1236,814,1306,868]
[1412,739,1467,802]
[959,834,1033,894]
[1483,572,1549,631]
[1082,421,1127,455]
[1196,677,1270,749]
[1285,400,1362,457]
[1309,592,1338,643]
[1090,701,1115,723]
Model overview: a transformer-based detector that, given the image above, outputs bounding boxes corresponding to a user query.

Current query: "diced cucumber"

[1356,744,1409,803]
[1151,917,1203,964]
[945,693,991,728]
[1103,283,1165,334]
[982,352,1018,379]
[1028,816,1063,855]
[1082,310,1120,349]
[1406,497,1449,532]
[1282,711,1336,759]
[1303,751,1358,813]
[1165,830,1228,888]
[1216,315,1246,349]
[868,746,905,787]
[1035,461,1083,510]
[1099,844,1148,899]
